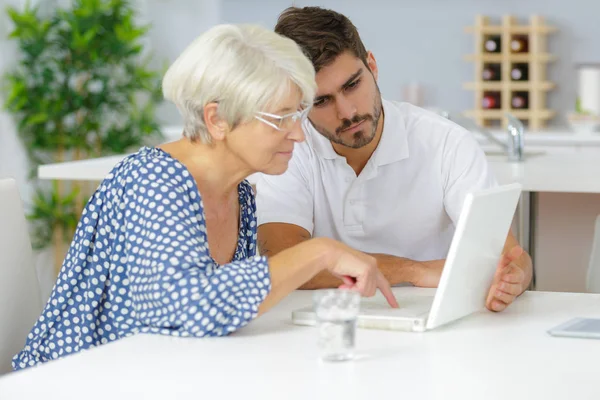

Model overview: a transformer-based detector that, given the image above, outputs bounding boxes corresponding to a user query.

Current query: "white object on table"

[578,64,600,116]
[548,317,600,339]
[0,287,599,399]
[567,113,600,135]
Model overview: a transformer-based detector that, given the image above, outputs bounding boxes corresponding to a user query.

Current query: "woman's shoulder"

[102,147,189,188]
[112,147,184,177]
[97,147,199,204]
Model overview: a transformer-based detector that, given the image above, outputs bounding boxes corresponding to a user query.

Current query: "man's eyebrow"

[313,68,364,103]
[340,69,363,90]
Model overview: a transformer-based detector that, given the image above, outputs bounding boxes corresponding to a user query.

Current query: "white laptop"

[291,183,522,332]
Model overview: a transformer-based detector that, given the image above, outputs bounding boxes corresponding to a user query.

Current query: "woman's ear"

[204,102,229,142]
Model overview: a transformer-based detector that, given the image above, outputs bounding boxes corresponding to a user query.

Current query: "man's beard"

[311,85,383,149]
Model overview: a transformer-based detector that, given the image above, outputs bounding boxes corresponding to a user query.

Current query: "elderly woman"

[13,24,397,370]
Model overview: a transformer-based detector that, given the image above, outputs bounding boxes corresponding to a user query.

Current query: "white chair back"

[587,215,600,293]
[0,179,43,375]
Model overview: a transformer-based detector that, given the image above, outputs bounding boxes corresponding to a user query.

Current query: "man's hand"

[486,246,526,312]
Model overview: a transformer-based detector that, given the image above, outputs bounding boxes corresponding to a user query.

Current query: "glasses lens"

[279,113,297,131]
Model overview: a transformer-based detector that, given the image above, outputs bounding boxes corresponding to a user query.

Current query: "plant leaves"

[3,0,165,248]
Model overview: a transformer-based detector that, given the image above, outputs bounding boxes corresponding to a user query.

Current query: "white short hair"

[162,24,316,143]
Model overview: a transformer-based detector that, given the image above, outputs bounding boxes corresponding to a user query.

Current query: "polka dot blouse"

[13,147,271,370]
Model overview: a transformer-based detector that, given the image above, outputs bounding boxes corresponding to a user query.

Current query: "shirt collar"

[373,99,410,166]
[305,99,410,165]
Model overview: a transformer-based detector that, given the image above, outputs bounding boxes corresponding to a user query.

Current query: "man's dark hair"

[275,6,368,73]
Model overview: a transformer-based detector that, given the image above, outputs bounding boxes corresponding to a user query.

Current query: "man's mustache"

[336,114,373,134]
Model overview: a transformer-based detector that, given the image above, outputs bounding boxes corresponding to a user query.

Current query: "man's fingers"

[499,246,521,266]
[498,252,513,268]
[500,263,525,284]
[493,289,517,305]
[485,291,494,308]
[486,265,524,312]
[497,281,522,296]
[508,245,524,260]
[501,246,523,266]
[488,299,508,312]
[501,272,524,285]
[497,246,524,271]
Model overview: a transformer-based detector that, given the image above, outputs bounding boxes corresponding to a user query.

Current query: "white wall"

[137,0,221,125]
[221,0,600,128]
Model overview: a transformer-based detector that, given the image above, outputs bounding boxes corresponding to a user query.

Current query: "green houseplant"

[3,0,164,271]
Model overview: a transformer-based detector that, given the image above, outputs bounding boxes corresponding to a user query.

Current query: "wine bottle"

[511,92,529,109]
[511,64,529,81]
[511,36,529,53]
[482,64,501,81]
[482,92,501,109]
[484,36,501,53]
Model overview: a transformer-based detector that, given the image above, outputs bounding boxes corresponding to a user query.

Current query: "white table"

[1,287,599,399]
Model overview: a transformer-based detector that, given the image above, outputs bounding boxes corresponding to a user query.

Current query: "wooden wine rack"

[463,15,557,130]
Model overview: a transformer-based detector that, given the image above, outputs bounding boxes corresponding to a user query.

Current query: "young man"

[256,6,532,312]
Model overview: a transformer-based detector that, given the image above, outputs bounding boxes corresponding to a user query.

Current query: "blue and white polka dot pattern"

[13,147,271,370]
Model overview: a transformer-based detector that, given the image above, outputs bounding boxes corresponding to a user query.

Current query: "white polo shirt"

[256,100,497,261]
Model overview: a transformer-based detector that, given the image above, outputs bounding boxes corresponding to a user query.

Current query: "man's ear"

[366,51,378,81]
[204,102,229,141]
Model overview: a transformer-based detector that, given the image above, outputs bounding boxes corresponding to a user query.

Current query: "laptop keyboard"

[360,296,434,317]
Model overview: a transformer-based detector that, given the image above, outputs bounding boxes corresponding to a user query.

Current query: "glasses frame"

[255,106,311,132]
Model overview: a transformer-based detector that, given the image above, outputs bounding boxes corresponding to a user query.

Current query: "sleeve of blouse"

[123,177,271,337]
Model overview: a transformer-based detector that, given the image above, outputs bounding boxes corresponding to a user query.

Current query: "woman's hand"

[323,239,399,308]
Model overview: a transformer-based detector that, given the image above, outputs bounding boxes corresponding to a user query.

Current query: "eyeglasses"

[255,107,311,132]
